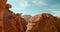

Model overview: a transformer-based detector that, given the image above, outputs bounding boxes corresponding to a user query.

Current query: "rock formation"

[21,18,27,32]
[0,0,60,32]
[3,4,27,32]
[22,15,32,22]
[0,0,27,32]
[26,13,60,32]
[0,0,7,32]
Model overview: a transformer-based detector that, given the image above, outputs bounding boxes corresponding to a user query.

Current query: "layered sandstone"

[26,13,60,32]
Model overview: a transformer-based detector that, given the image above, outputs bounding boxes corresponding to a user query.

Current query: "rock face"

[0,0,7,32]
[26,13,60,32]
[22,15,32,22]
[3,4,27,32]
[0,0,27,32]
[21,18,28,31]
[4,13,23,32]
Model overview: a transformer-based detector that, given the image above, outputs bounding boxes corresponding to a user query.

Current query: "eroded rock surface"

[0,0,27,32]
[26,13,60,32]
[0,0,7,32]
[3,6,27,32]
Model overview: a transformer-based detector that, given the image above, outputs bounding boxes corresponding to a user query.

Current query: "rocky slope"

[26,13,60,32]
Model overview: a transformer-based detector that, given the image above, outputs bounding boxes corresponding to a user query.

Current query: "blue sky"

[7,0,60,16]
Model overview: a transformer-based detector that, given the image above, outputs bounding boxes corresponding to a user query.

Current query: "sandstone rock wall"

[0,0,7,32]
[4,11,27,32]
[3,8,27,32]
[26,13,60,32]
[0,0,27,32]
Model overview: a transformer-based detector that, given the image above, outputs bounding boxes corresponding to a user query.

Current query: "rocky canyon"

[0,0,60,32]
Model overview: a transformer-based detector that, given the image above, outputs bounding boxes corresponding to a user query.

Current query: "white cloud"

[7,0,30,13]
[47,8,60,11]
[7,0,30,11]
[40,8,60,16]
[52,11,60,16]
[31,0,47,6]
[46,9,60,16]
[17,0,30,10]
[19,1,29,10]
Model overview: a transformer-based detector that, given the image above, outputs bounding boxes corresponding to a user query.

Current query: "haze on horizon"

[7,0,60,16]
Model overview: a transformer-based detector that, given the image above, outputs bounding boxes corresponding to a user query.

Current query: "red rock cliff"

[26,13,60,32]
[0,0,7,32]
[0,0,27,32]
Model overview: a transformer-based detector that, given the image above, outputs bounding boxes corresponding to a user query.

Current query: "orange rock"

[0,0,7,32]
[4,12,27,32]
[3,3,27,32]
[26,13,60,32]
